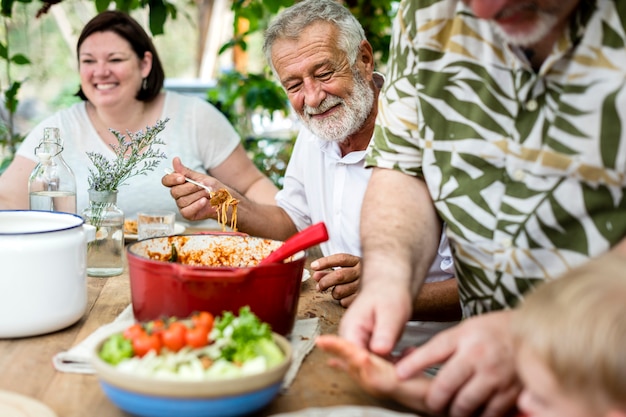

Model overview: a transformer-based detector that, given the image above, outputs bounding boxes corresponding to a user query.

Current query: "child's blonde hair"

[513,252,626,411]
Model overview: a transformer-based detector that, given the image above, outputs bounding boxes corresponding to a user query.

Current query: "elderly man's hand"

[310,253,361,307]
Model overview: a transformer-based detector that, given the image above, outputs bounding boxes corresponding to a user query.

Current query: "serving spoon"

[164,168,213,195]
[259,222,329,266]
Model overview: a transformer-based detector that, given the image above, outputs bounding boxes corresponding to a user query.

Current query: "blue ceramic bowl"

[91,331,292,417]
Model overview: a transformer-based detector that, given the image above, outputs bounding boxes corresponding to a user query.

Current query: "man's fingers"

[331,281,359,300]
[395,329,458,379]
[311,253,359,270]
[316,267,359,291]
[317,270,357,290]
[446,377,519,417]
[424,356,474,414]
[442,369,492,417]
[399,312,520,417]
[338,286,412,355]
[338,293,357,307]
[338,307,375,350]
[478,383,520,417]
[369,308,407,355]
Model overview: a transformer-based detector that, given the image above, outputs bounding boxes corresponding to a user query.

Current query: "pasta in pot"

[144,236,280,267]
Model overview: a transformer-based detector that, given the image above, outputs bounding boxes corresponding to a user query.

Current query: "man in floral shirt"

[328,1,626,416]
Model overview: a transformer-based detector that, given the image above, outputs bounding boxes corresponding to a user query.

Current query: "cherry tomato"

[161,321,187,352]
[132,333,162,357]
[147,318,167,335]
[122,323,146,341]
[192,311,214,331]
[185,325,210,348]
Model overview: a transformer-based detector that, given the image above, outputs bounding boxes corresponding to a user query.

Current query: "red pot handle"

[259,222,329,265]
[169,263,251,283]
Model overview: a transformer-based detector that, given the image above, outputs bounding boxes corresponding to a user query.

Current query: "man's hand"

[338,276,414,356]
[395,310,521,417]
[310,253,361,307]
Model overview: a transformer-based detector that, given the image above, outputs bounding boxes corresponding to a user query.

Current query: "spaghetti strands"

[210,189,239,231]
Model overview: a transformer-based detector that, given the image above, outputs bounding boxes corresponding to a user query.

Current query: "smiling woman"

[0,9,278,225]
[1,2,199,141]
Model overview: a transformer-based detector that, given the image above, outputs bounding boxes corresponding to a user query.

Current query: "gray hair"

[263,0,366,76]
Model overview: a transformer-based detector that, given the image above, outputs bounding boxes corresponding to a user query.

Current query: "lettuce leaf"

[214,306,281,365]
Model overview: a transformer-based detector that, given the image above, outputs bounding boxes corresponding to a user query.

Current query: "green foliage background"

[0,0,398,180]
[207,0,397,186]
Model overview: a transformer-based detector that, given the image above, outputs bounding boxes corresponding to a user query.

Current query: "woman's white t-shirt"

[17,91,239,225]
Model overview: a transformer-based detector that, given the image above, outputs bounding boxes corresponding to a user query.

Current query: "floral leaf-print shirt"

[367,0,626,317]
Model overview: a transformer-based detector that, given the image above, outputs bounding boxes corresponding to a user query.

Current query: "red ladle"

[259,222,329,265]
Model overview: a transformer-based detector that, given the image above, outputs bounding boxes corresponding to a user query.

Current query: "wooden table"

[0,255,416,416]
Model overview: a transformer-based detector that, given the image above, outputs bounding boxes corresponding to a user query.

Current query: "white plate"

[125,222,186,241]
[302,269,311,282]
[0,390,57,417]
[270,406,420,417]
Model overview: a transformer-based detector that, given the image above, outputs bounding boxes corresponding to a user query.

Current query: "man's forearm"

[412,279,462,322]
[611,238,626,256]
[360,168,441,298]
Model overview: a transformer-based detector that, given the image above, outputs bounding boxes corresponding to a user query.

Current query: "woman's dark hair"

[75,10,165,102]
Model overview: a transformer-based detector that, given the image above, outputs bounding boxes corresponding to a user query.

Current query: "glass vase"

[83,189,124,277]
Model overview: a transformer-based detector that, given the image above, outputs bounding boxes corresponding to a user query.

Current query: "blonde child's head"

[513,252,626,416]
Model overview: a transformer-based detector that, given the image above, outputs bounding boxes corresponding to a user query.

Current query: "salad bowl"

[90,312,292,417]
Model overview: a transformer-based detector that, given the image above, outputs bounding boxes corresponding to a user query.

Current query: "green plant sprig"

[87,118,169,192]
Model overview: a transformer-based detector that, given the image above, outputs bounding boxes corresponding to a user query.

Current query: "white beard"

[300,69,374,143]
[492,10,558,47]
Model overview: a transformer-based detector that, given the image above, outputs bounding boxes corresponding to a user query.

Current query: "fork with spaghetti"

[164,168,238,231]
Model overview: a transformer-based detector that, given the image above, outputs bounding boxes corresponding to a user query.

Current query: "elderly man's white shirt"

[276,128,454,283]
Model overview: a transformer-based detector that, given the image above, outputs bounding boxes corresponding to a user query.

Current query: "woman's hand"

[162,157,224,221]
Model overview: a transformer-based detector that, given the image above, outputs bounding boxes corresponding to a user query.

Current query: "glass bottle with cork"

[28,127,77,213]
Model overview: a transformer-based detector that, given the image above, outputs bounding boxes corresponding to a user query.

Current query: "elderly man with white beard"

[162,0,461,335]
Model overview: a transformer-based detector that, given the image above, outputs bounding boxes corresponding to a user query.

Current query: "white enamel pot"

[0,210,95,338]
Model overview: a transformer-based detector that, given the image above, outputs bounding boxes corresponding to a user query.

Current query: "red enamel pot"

[126,233,306,336]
